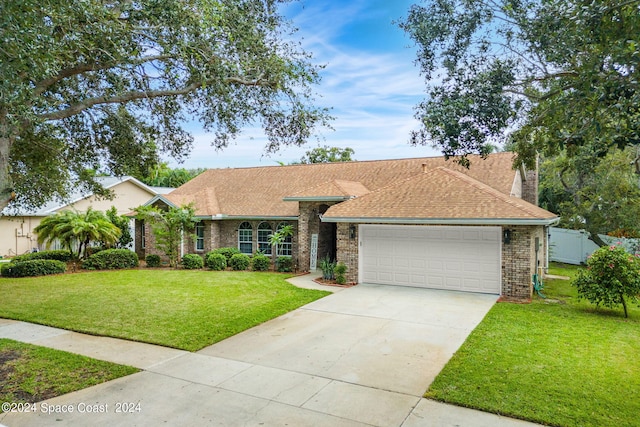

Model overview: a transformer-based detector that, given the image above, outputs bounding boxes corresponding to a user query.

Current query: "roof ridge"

[192,152,514,173]
[436,167,545,217]
[333,179,364,194]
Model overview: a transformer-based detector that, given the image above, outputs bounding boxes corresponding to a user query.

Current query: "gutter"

[282,196,351,202]
[208,214,298,221]
[321,216,561,226]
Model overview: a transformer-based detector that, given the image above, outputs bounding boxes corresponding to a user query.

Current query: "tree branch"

[32,54,175,97]
[40,82,204,121]
[39,74,274,121]
[505,82,576,101]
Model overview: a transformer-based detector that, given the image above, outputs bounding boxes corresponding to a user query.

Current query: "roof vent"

[422,163,428,173]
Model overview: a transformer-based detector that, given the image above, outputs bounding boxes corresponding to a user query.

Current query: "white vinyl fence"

[549,227,639,265]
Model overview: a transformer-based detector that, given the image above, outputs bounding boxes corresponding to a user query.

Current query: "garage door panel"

[395,258,410,268]
[360,225,501,294]
[410,274,426,286]
[411,259,426,269]
[463,230,480,240]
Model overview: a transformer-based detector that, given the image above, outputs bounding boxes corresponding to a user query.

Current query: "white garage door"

[360,225,501,294]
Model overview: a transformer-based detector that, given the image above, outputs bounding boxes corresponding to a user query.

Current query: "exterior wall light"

[503,229,512,244]
[349,224,356,239]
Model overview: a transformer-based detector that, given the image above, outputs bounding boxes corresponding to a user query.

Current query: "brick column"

[298,203,311,271]
[336,223,358,284]
[501,225,536,299]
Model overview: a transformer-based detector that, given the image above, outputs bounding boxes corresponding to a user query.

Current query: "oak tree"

[0,0,329,211]
[400,0,640,168]
[539,147,640,246]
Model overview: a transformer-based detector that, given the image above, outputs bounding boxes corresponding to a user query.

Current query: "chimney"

[422,163,428,173]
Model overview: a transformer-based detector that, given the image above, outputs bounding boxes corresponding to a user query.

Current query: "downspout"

[545,226,550,274]
[180,229,184,259]
[533,236,546,298]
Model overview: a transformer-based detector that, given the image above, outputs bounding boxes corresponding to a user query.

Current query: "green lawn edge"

[425,264,640,427]
[0,270,330,352]
[1,338,139,409]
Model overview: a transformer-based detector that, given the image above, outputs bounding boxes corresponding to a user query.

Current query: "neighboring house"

[0,176,172,257]
[138,153,558,299]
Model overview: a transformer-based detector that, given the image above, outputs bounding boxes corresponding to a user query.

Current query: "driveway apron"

[0,282,537,427]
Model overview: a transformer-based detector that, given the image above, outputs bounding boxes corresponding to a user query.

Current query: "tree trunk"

[587,230,608,248]
[620,293,628,318]
[0,112,14,213]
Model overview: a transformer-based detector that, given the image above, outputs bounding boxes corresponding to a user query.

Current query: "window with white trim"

[257,222,272,255]
[195,221,205,251]
[276,222,293,257]
[238,222,253,254]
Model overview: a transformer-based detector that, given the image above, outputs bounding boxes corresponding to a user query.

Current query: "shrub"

[319,255,335,280]
[1,259,66,278]
[251,253,271,271]
[206,253,227,271]
[229,253,250,271]
[209,247,241,262]
[82,249,139,270]
[335,262,348,285]
[12,250,73,263]
[276,256,294,273]
[145,254,161,267]
[572,245,640,318]
[182,254,204,270]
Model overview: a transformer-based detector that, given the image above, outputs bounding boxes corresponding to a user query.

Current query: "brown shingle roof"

[165,152,520,217]
[322,167,557,224]
[284,180,370,200]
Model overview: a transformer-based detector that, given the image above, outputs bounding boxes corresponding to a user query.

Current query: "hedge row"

[1,260,67,278]
[82,249,139,270]
[12,250,73,263]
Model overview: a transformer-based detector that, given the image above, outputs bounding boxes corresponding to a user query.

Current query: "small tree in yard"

[573,245,640,318]
[105,206,133,249]
[135,204,198,268]
[34,207,121,259]
[268,225,294,254]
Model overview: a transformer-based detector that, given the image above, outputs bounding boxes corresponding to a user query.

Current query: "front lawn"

[0,338,138,409]
[0,270,330,351]
[426,263,640,427]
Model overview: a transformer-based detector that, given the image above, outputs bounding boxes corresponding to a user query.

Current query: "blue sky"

[171,0,441,169]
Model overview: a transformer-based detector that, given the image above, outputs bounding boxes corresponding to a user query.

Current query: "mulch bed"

[312,278,357,288]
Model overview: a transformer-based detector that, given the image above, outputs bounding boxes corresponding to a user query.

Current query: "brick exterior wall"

[134,219,145,259]
[141,220,165,261]
[177,219,298,267]
[501,226,532,299]
[336,222,358,283]
[297,201,339,272]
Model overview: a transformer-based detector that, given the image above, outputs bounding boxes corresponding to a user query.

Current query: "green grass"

[0,338,138,409]
[0,270,330,351]
[426,263,640,427]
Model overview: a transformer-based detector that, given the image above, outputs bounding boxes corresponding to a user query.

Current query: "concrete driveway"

[0,282,539,426]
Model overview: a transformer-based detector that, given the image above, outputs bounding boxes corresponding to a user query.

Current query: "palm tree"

[34,207,121,258]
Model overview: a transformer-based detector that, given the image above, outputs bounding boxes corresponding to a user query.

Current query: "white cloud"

[167,1,438,169]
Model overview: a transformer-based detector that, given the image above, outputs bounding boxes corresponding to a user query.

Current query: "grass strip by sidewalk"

[0,338,138,409]
[0,270,330,351]
[426,264,640,427]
